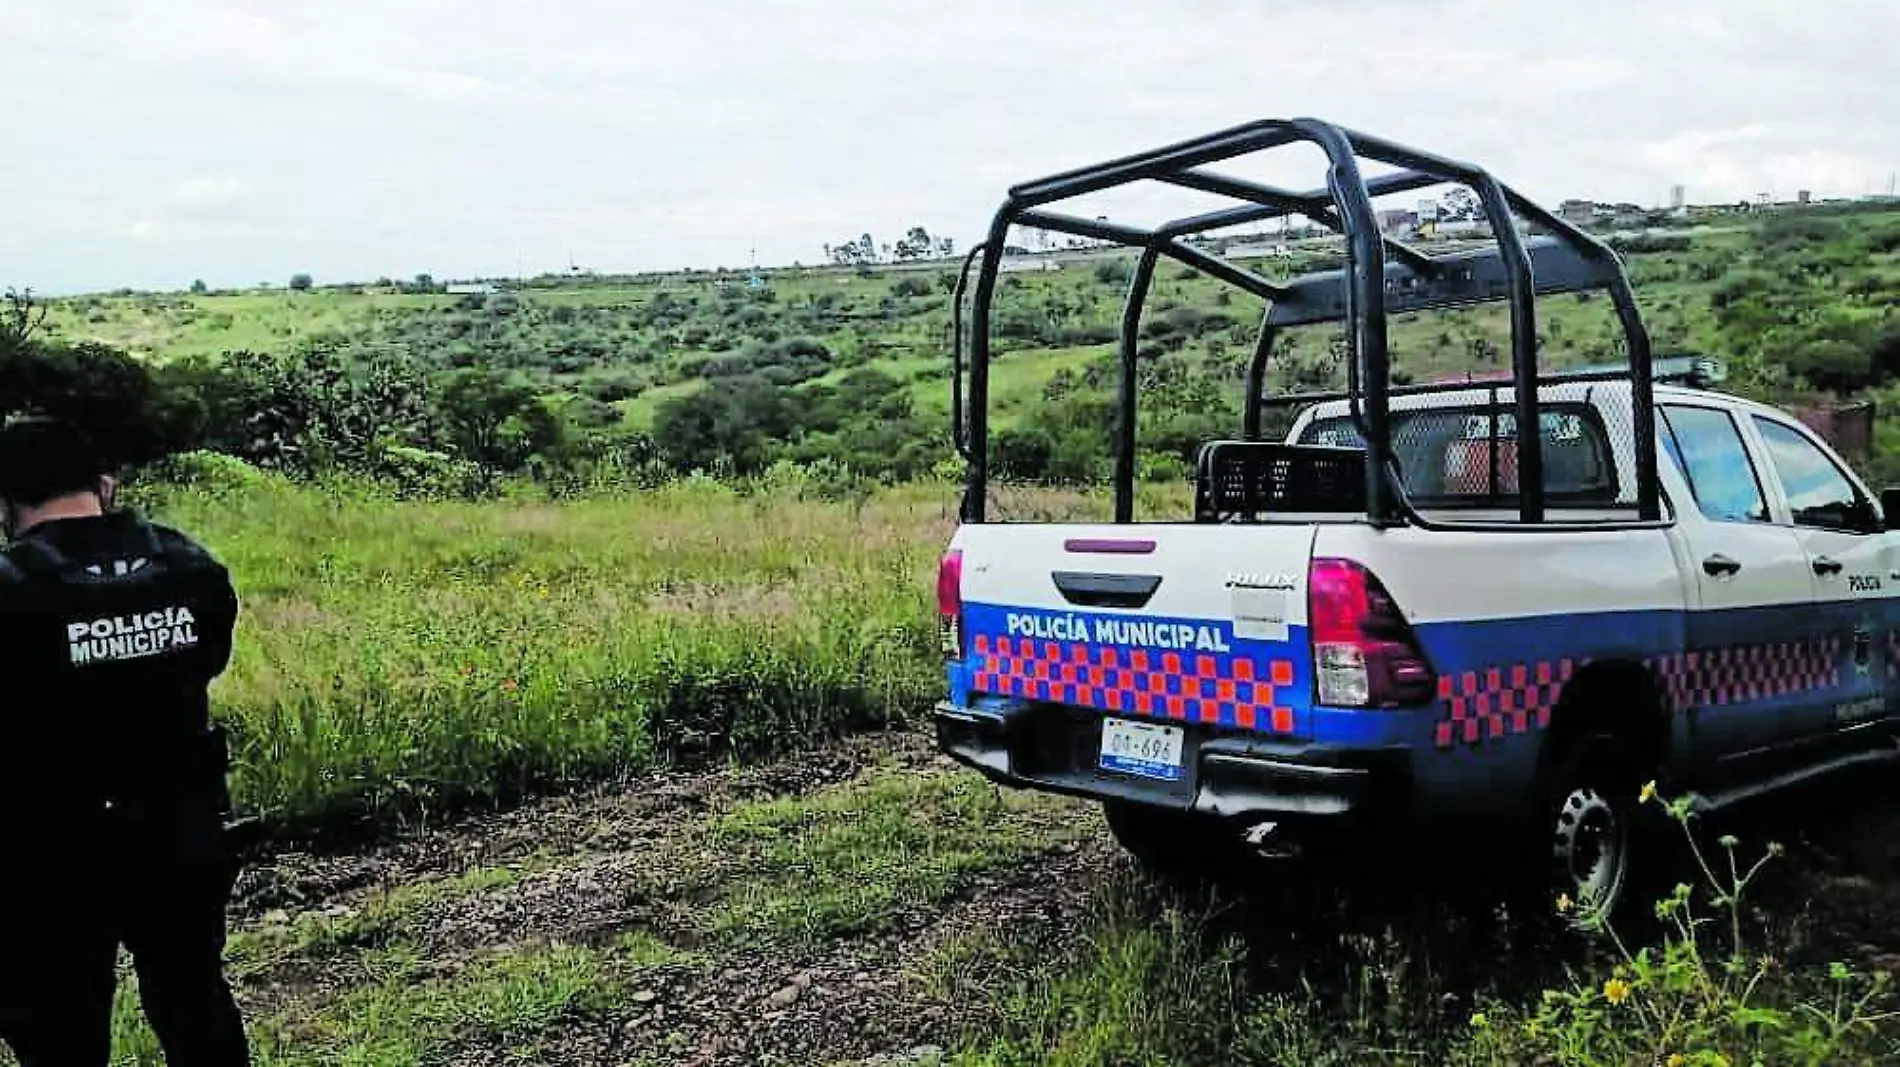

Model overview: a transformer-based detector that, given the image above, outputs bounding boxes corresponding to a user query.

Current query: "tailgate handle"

[1051,571,1162,609]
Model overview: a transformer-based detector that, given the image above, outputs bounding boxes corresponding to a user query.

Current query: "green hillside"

[35,237,1734,415]
[15,201,1900,491]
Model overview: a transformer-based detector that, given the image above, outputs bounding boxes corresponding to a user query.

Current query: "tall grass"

[130,469,954,834]
[946,864,1900,1066]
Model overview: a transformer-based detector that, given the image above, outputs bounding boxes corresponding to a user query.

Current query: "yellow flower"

[1666,1054,1685,1067]
[1640,780,1658,805]
[1556,893,1574,913]
[1603,977,1632,1005]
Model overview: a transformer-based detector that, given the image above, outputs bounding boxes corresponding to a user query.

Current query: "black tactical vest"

[0,515,236,815]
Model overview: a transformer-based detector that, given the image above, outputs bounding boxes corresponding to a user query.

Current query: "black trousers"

[0,807,250,1066]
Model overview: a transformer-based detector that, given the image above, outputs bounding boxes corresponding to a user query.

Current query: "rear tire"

[1102,799,1243,886]
[1539,735,1665,936]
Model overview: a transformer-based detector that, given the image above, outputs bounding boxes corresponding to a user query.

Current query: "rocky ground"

[221,729,1118,1065]
[210,727,1900,1066]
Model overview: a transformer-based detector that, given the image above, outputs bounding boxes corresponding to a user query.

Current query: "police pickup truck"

[930,117,1900,925]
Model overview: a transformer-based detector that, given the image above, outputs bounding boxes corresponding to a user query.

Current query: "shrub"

[1467,783,1897,1067]
[370,444,493,500]
[1607,232,1693,255]
[130,450,276,503]
[991,426,1056,482]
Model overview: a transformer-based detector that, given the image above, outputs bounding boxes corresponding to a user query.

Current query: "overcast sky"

[4,0,1895,295]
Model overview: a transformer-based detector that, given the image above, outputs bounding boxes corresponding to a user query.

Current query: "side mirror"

[1882,488,1900,531]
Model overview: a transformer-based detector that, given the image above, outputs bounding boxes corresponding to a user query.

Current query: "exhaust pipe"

[1244,820,1301,860]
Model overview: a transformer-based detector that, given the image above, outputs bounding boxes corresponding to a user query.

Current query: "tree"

[652,376,792,476]
[433,367,550,480]
[289,273,314,292]
[1442,188,1483,222]
[186,342,434,473]
[829,239,872,267]
[190,279,208,295]
[1,336,186,466]
[2,288,47,363]
[895,226,934,262]
[991,426,1055,482]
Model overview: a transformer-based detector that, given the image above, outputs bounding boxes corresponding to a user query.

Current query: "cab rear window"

[1297,404,1619,505]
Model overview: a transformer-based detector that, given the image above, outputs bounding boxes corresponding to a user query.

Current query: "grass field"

[75,470,1895,1065]
[133,468,952,834]
[38,290,461,363]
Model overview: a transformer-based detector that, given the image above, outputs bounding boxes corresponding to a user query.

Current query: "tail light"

[1308,557,1435,708]
[937,549,964,659]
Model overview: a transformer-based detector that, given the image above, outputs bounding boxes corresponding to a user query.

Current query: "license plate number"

[1098,717,1186,782]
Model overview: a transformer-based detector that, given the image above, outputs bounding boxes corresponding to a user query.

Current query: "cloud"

[1,0,1894,293]
[171,177,252,208]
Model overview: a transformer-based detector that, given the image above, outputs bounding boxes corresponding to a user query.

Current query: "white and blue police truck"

[930,118,1900,926]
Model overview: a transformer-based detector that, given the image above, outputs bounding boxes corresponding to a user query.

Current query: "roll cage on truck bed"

[932,116,1900,928]
[949,115,1668,527]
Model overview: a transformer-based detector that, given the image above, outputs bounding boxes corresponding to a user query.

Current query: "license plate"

[1098,717,1186,782]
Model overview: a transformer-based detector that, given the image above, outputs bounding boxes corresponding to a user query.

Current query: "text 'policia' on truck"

[930,116,1900,931]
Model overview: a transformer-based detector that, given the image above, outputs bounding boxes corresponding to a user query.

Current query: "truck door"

[1744,413,1898,742]
[1657,404,1816,763]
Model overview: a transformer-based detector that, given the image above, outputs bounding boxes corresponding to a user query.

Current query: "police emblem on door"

[1853,618,1874,678]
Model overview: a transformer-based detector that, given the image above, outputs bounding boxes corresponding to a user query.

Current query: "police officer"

[0,416,250,1065]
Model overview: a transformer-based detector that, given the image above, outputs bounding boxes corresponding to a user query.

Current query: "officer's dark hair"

[0,416,109,507]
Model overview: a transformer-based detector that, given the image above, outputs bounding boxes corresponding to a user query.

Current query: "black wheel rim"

[1552,785,1627,920]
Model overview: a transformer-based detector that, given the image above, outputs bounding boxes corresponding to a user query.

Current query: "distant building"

[1376,208,1419,236]
[446,282,496,295]
[1559,199,1597,226]
[1226,242,1293,260]
[1798,189,1812,204]
[1669,185,1686,212]
[1794,400,1874,463]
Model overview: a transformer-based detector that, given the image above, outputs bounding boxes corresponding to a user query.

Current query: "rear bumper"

[933,700,1413,838]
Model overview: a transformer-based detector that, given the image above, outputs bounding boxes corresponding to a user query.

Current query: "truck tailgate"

[949,523,1319,738]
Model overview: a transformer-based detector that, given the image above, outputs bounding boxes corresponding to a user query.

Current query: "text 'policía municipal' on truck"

[930,116,1900,929]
